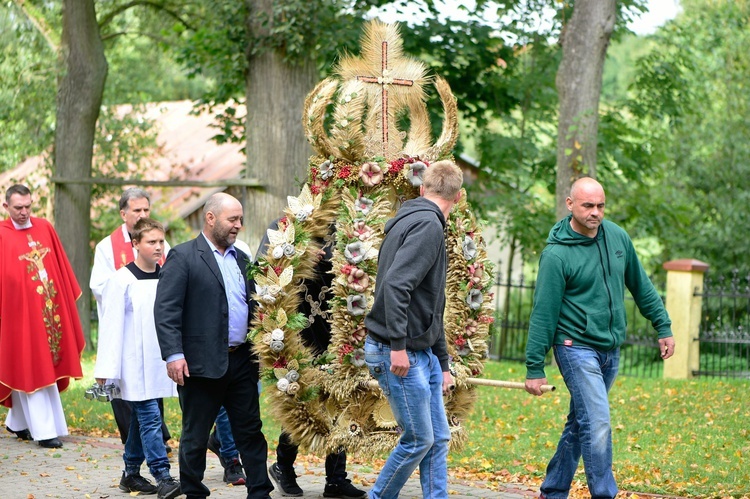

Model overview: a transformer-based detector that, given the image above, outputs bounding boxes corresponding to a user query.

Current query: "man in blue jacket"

[364,160,463,499]
[525,177,676,499]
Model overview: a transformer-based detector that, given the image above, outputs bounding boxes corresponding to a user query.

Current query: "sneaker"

[206,430,226,468]
[324,479,367,498]
[223,457,246,485]
[119,471,157,494]
[268,462,303,497]
[156,476,181,499]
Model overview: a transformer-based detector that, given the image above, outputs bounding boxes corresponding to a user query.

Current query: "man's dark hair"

[119,188,150,212]
[5,184,31,204]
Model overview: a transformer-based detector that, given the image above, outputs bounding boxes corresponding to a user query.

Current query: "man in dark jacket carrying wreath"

[364,159,463,499]
[525,177,676,499]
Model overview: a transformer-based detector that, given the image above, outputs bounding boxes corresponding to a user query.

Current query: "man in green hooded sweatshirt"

[525,177,675,499]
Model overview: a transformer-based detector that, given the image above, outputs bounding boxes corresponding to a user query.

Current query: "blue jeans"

[541,345,620,499]
[214,406,239,460]
[364,337,450,499]
[123,399,171,482]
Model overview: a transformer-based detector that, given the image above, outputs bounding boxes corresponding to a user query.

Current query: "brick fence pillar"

[662,259,709,379]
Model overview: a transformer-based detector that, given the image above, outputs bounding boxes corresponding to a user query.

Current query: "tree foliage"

[0,4,57,170]
[0,0,205,173]
[625,0,750,273]
[7,0,746,279]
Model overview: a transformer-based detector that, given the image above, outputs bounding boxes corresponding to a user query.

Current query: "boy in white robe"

[94,218,180,499]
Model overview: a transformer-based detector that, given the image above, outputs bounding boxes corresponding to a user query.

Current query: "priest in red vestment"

[0,184,85,448]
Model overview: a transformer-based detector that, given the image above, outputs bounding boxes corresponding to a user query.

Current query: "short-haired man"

[0,184,85,448]
[155,192,273,499]
[364,160,463,498]
[90,188,172,448]
[525,177,675,499]
[91,188,167,312]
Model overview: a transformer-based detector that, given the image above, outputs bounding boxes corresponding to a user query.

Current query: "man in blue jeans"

[207,407,246,485]
[364,160,463,499]
[524,177,675,499]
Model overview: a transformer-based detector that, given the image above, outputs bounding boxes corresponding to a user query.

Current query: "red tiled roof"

[2,100,247,222]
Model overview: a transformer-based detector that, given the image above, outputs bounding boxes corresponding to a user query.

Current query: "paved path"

[0,432,539,499]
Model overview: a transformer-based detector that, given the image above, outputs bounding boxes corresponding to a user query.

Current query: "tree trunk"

[554,0,616,219]
[54,0,107,348]
[243,0,317,253]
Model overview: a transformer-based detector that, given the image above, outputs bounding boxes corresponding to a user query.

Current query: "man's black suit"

[155,233,273,498]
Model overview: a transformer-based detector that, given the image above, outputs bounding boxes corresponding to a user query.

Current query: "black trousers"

[177,343,273,498]
[111,398,171,445]
[276,430,347,484]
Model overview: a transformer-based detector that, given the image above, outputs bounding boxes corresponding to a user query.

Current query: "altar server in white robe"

[94,218,180,496]
[90,187,171,446]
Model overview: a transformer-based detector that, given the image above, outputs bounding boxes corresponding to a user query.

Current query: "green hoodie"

[525,215,672,379]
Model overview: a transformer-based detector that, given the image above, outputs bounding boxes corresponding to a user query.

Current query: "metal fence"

[488,270,535,363]
[694,271,750,378]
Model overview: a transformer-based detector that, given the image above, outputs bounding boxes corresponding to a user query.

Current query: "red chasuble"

[0,217,85,407]
[110,224,136,270]
[110,225,165,269]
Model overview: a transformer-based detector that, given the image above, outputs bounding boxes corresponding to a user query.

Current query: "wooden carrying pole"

[466,377,555,393]
[366,378,555,393]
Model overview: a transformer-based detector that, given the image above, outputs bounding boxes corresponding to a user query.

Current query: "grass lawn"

[3,353,748,498]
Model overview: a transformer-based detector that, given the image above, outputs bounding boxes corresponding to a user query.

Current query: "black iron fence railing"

[490,268,750,379]
[694,271,750,378]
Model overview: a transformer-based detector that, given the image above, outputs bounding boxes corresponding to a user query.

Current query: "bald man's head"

[203,193,244,251]
[203,192,240,218]
[569,177,604,200]
[566,177,605,237]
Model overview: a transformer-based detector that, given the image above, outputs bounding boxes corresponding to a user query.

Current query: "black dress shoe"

[39,437,63,448]
[6,426,33,441]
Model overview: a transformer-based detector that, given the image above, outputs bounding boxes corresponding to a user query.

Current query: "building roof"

[131,100,246,220]
[0,100,246,222]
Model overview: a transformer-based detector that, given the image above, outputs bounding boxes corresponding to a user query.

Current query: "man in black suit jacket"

[155,192,273,499]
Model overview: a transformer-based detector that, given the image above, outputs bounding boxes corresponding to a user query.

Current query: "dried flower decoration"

[463,235,477,261]
[466,288,483,310]
[345,242,370,264]
[354,196,374,216]
[347,294,368,315]
[352,219,374,241]
[287,184,321,222]
[277,378,290,392]
[360,162,383,187]
[405,160,427,187]
[319,160,334,180]
[346,268,370,293]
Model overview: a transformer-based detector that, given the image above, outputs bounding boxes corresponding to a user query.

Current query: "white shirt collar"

[11,219,33,230]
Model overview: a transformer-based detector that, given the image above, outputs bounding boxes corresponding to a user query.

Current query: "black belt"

[228,342,248,353]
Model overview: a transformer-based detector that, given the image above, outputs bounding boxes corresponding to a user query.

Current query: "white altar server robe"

[94,266,177,401]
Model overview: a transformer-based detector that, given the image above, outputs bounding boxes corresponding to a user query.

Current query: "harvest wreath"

[247,20,495,457]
